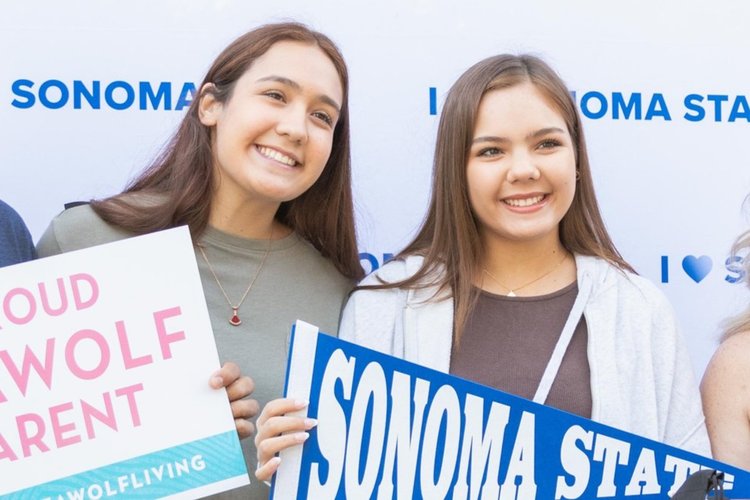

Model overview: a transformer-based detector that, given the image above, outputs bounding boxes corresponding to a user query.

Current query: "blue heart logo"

[682,255,712,283]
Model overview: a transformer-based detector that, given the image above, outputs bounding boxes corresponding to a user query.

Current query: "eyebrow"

[472,127,566,144]
[256,75,341,112]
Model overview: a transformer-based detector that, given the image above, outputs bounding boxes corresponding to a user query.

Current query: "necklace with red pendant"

[197,227,273,326]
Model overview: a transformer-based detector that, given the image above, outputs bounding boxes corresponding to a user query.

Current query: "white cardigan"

[340,254,711,456]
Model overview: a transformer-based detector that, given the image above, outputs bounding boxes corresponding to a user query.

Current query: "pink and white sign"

[0,227,248,499]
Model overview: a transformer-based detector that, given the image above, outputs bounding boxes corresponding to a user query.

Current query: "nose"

[506,151,541,182]
[275,105,308,144]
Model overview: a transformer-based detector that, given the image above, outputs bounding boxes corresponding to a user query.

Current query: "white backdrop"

[2,0,749,379]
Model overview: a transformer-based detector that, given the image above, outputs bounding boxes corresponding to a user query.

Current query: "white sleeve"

[651,289,711,456]
[338,261,409,357]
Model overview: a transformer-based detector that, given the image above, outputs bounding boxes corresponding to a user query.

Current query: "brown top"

[450,281,592,418]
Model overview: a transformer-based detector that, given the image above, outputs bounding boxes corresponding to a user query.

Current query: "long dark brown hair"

[367,54,633,339]
[91,22,363,280]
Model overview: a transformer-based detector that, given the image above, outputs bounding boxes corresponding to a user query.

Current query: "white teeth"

[504,195,544,207]
[257,146,297,166]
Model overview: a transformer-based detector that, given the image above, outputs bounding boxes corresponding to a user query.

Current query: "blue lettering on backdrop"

[612,92,641,120]
[645,94,671,120]
[38,80,68,109]
[433,87,750,122]
[105,81,135,110]
[660,254,746,284]
[684,94,750,123]
[140,82,171,110]
[10,79,196,110]
[707,95,729,121]
[725,256,747,284]
[683,94,706,122]
[73,80,100,109]
[10,79,35,108]
[175,83,196,111]
[730,95,750,122]
[578,92,672,121]
[580,91,608,119]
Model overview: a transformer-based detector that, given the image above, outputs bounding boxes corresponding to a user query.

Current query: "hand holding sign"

[254,397,316,481]
[210,361,260,439]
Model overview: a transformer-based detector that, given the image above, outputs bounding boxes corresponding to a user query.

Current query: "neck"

[209,196,289,240]
[478,232,575,296]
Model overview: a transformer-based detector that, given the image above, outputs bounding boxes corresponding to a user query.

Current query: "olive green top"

[37,204,353,499]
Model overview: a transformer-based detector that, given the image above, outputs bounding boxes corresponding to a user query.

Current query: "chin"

[501,228,559,244]
[252,182,306,203]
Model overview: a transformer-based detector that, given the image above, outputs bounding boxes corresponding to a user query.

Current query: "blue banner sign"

[272,321,750,499]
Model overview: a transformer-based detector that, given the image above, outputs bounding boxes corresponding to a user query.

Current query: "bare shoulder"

[701,330,750,467]
[701,330,750,411]
[703,330,750,385]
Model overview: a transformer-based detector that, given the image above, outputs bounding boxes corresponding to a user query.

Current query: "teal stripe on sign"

[4,431,248,499]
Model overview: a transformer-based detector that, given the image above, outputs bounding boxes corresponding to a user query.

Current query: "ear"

[198,83,221,126]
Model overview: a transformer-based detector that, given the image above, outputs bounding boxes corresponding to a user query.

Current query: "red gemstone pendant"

[229,307,242,326]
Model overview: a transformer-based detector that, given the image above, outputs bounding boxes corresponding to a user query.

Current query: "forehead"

[474,82,566,132]
[237,40,344,105]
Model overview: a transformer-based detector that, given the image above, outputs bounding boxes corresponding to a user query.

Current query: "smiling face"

[199,40,343,213]
[466,82,577,248]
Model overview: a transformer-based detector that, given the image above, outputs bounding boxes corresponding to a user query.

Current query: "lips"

[256,145,300,167]
[502,194,546,207]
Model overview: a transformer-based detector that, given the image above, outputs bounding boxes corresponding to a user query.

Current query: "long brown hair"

[367,54,633,339]
[91,22,363,280]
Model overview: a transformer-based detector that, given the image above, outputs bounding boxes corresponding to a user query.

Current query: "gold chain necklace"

[197,227,273,326]
[483,253,569,297]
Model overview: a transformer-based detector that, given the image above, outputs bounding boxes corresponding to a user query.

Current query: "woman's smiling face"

[466,81,577,247]
[199,40,343,211]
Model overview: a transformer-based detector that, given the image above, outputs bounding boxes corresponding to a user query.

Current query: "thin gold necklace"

[483,252,569,297]
[197,227,273,326]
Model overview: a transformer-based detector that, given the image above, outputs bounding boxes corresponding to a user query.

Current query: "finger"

[226,375,255,402]
[256,398,308,427]
[209,361,241,389]
[235,418,255,440]
[255,456,281,483]
[231,398,260,420]
[255,416,317,447]
[257,432,309,465]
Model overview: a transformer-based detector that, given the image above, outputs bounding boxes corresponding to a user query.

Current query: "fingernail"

[294,432,309,443]
[270,456,281,466]
[304,418,318,429]
[210,376,223,387]
[294,399,309,409]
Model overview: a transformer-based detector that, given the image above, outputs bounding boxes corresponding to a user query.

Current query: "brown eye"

[264,91,285,102]
[312,111,333,126]
[538,139,562,149]
[478,147,501,157]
